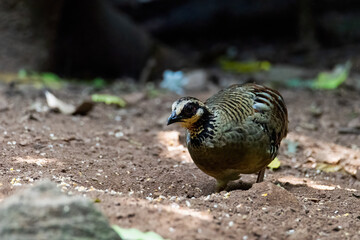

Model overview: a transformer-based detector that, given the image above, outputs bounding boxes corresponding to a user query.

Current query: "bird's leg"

[215,179,228,192]
[256,168,266,183]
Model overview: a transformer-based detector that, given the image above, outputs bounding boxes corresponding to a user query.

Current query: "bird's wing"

[206,83,288,157]
[243,83,288,144]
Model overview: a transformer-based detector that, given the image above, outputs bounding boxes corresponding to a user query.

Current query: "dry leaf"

[45,91,75,114]
[45,91,93,115]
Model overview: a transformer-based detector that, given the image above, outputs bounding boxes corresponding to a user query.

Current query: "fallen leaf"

[316,163,344,173]
[312,61,351,90]
[91,94,126,107]
[219,58,271,73]
[18,70,64,89]
[45,91,93,115]
[285,61,351,90]
[45,91,75,114]
[268,157,281,170]
[73,101,94,115]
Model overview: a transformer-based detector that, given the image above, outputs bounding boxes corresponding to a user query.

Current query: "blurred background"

[1,0,360,88]
[1,2,360,239]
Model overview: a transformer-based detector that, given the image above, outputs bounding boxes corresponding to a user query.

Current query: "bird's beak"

[167,111,181,125]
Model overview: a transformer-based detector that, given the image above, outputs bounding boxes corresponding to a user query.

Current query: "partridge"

[167,83,288,192]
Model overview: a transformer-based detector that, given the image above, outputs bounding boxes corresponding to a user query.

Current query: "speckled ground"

[0,82,359,240]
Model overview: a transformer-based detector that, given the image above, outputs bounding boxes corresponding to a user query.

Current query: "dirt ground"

[0,81,359,240]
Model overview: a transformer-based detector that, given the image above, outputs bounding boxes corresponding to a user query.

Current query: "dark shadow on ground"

[226,181,253,192]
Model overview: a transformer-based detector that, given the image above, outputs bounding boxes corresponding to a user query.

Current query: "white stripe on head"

[172,99,192,116]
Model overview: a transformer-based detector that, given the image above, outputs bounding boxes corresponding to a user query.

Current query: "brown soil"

[0,82,359,240]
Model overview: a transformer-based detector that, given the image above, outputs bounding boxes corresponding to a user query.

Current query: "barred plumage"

[167,83,288,192]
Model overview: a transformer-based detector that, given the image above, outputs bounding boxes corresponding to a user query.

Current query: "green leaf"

[40,72,61,82]
[268,157,281,170]
[219,58,271,73]
[18,69,27,79]
[17,71,64,89]
[40,72,63,89]
[311,61,351,89]
[92,77,106,88]
[91,94,126,107]
[112,225,166,240]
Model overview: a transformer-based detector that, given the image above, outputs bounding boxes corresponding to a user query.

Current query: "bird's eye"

[183,103,198,117]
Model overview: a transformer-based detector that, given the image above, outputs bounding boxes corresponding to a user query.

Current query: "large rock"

[0,180,121,240]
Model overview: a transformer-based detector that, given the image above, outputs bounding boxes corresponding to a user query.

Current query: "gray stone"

[0,180,121,240]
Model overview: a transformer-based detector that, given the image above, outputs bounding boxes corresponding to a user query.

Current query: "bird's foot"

[256,168,266,183]
[215,179,229,192]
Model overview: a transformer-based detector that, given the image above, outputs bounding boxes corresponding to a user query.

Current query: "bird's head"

[167,97,208,129]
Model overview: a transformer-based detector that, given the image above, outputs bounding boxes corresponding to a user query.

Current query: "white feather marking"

[257,92,272,99]
[173,100,190,115]
[253,102,271,112]
[257,97,273,107]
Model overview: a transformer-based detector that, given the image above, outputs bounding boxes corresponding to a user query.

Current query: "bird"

[167,83,288,192]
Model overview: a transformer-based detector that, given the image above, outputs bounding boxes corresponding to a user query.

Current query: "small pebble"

[287,229,295,235]
[63,205,70,212]
[171,203,180,209]
[115,132,124,138]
